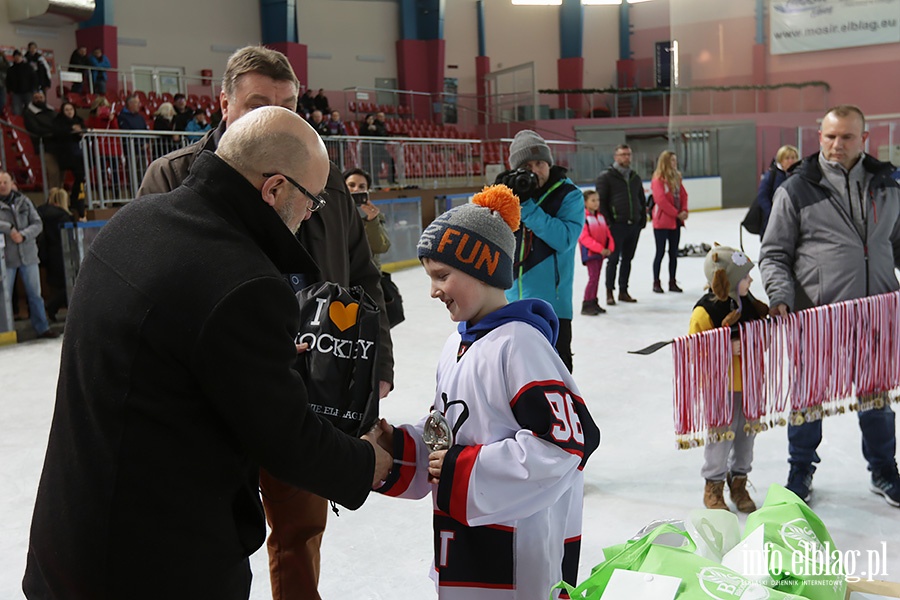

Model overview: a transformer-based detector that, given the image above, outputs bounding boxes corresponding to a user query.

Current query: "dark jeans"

[556,318,573,374]
[605,222,642,293]
[788,404,897,472]
[652,227,681,282]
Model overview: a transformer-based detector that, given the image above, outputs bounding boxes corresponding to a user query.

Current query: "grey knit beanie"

[508,129,553,170]
[417,186,521,289]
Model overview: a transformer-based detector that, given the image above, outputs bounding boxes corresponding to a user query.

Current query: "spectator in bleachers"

[209,106,223,129]
[88,47,111,95]
[0,52,9,115]
[372,111,395,184]
[361,113,379,136]
[36,187,77,321]
[185,110,212,133]
[153,101,176,132]
[310,109,330,137]
[118,95,150,171]
[85,96,116,129]
[375,111,389,134]
[52,101,86,211]
[68,46,91,94]
[85,97,122,198]
[24,91,56,152]
[172,93,194,131]
[299,88,314,115]
[153,102,180,154]
[325,109,347,136]
[118,95,147,130]
[313,88,329,113]
[25,42,52,92]
[7,50,37,116]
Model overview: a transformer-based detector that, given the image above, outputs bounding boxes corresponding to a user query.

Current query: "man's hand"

[427,449,448,485]
[601,248,611,258]
[374,418,394,454]
[362,423,392,488]
[378,380,391,399]
[678,211,689,221]
[770,303,789,317]
[10,228,24,244]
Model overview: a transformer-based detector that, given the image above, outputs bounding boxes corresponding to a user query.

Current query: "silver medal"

[422,409,453,451]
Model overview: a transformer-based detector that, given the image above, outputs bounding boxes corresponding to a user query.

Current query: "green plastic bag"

[554,524,804,600]
[742,485,847,600]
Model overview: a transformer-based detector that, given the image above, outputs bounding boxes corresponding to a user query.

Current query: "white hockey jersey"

[379,299,601,600]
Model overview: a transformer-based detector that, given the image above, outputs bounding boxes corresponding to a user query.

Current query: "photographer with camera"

[495,130,584,373]
[595,144,648,305]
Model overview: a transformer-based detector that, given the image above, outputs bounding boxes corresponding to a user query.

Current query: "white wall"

[297,0,399,90]
[114,0,260,85]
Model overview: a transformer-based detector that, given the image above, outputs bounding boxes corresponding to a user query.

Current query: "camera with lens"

[500,168,539,199]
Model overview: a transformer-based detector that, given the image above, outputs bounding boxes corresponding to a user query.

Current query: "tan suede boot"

[727,473,757,513]
[703,480,730,511]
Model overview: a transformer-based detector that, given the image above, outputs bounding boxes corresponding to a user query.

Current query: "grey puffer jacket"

[759,153,900,311]
[0,190,43,268]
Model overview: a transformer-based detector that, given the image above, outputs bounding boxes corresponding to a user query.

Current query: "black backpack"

[740,160,779,250]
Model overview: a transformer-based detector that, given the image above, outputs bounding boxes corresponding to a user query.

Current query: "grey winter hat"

[417,186,521,289]
[508,129,553,170]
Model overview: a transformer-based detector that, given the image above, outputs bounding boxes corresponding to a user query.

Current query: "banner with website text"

[770,0,900,55]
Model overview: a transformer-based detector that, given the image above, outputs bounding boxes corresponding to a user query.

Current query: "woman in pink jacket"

[650,151,689,293]
[579,189,615,315]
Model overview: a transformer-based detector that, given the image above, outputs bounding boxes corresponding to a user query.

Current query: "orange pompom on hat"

[417,184,521,289]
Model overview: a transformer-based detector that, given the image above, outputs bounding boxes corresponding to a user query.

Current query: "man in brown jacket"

[138,46,394,600]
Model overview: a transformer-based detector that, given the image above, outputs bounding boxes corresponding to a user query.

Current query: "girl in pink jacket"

[579,190,615,315]
[650,151,689,293]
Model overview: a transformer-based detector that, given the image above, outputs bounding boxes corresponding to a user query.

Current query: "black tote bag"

[293,282,380,436]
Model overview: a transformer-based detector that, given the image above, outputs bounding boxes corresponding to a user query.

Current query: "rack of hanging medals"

[670,290,900,449]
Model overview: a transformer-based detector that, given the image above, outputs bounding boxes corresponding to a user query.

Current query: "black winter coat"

[24,151,375,599]
[595,165,647,226]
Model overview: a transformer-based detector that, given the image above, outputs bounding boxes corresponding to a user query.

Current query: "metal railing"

[7,126,727,210]
[58,63,219,102]
[80,130,205,207]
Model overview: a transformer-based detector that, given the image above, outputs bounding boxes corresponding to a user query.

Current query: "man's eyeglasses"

[262,173,327,213]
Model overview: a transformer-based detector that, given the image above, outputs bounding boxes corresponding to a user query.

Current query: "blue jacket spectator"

[88,48,111,94]
[756,145,799,238]
[497,130,584,373]
[118,95,148,130]
[185,112,212,133]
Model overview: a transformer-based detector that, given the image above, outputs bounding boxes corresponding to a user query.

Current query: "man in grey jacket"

[759,105,900,507]
[0,172,57,339]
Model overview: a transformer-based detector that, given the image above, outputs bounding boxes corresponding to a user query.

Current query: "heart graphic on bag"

[329,301,359,331]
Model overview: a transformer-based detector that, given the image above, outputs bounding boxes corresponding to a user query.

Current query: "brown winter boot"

[653,280,664,293]
[606,289,616,306]
[704,480,730,511]
[669,279,683,293]
[727,473,758,513]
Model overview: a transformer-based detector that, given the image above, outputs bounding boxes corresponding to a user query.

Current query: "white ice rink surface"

[2,208,898,599]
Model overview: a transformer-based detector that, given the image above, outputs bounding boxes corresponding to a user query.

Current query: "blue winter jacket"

[505,167,584,320]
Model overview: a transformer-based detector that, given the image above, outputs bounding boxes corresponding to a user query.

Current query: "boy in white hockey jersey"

[376,185,601,599]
